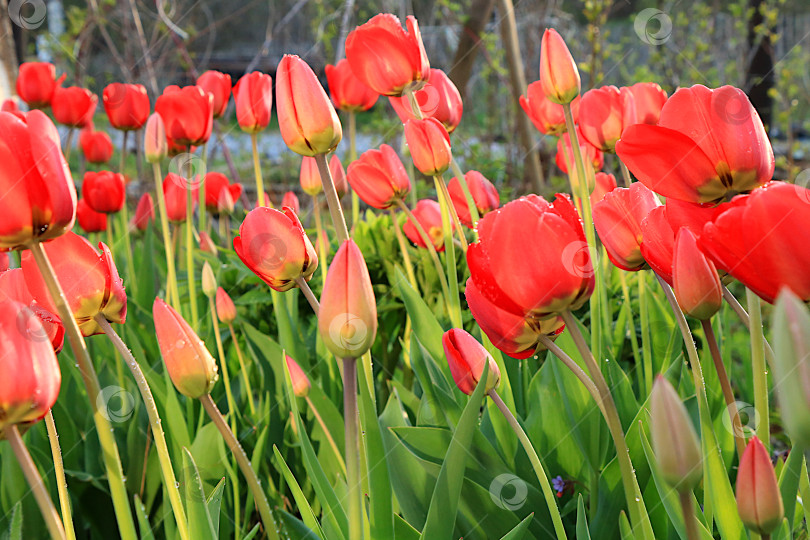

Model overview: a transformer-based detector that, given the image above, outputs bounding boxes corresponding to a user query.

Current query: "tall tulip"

[76,199,107,233]
[447,171,499,227]
[346,144,411,209]
[102,83,150,131]
[389,68,463,132]
[233,72,273,133]
[51,86,97,128]
[404,117,452,176]
[539,29,580,105]
[197,70,232,118]
[443,328,500,395]
[578,85,636,152]
[80,127,114,164]
[402,199,447,251]
[325,58,378,112]
[736,437,783,535]
[82,171,126,214]
[16,62,64,108]
[155,85,214,146]
[520,82,580,136]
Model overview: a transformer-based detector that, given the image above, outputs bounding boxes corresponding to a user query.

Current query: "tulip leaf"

[778,448,803,536]
[241,523,262,540]
[7,502,22,540]
[133,495,155,540]
[394,515,421,540]
[618,511,635,540]
[498,513,534,540]
[576,494,591,540]
[273,445,326,539]
[206,478,226,536]
[182,447,217,540]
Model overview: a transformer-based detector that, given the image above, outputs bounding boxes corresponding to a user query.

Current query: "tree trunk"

[746,0,774,130]
[0,0,19,100]
[447,0,496,101]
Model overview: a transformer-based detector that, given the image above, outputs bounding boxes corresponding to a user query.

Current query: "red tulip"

[325,59,378,112]
[144,113,167,163]
[520,82,580,136]
[0,253,7,272]
[16,62,64,108]
[1,98,25,120]
[447,171,499,227]
[80,127,113,164]
[346,144,411,209]
[736,436,784,535]
[134,193,155,231]
[285,355,311,398]
[673,229,722,320]
[0,299,61,428]
[298,157,320,196]
[402,199,447,251]
[197,70,232,118]
[102,83,150,131]
[203,172,242,213]
[330,154,348,197]
[282,191,300,214]
[234,207,318,291]
[82,171,126,214]
[0,110,76,250]
[700,181,810,303]
[215,287,237,323]
[404,117,452,176]
[153,298,218,398]
[591,172,617,206]
[233,72,273,134]
[555,126,604,174]
[76,199,107,233]
[578,85,637,152]
[626,82,667,125]
[22,232,126,336]
[276,55,343,156]
[593,182,661,271]
[539,29,580,105]
[318,239,377,358]
[345,13,430,97]
[51,86,97,128]
[616,85,774,203]
[155,85,214,146]
[389,68,463,133]
[443,328,500,395]
[163,173,196,223]
[0,269,65,353]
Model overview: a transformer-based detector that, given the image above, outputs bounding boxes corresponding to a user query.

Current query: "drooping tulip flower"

[593,182,661,271]
[163,173,196,223]
[155,85,214,147]
[324,58,378,112]
[330,154,348,197]
[555,126,604,175]
[199,231,217,254]
[539,29,580,105]
[736,436,783,535]
[672,229,722,320]
[1,98,25,120]
[700,181,810,303]
[233,71,273,134]
[76,199,107,233]
[22,232,126,336]
[51,86,97,129]
[134,193,155,231]
[299,156,321,196]
[215,287,237,324]
[16,62,64,109]
[282,191,300,215]
[578,86,637,152]
[276,55,343,156]
[447,171,499,227]
[318,239,377,358]
[591,172,617,206]
[626,82,667,125]
[80,127,114,164]
[0,110,76,250]
[0,300,61,429]
[144,113,167,163]
[772,289,810,448]
[202,172,242,213]
[389,68,463,132]
[649,375,703,491]
[0,269,65,353]
[443,328,500,395]
[617,85,774,203]
[402,199,447,251]
[285,355,311,397]
[346,144,411,209]
[520,81,580,136]
[102,83,150,131]
[197,70,232,118]
[234,207,318,291]
[345,13,430,97]
[404,117,452,176]
[82,171,126,214]
[153,297,218,398]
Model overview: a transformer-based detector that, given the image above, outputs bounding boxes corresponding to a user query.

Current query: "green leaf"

[394,514,421,540]
[273,446,325,539]
[182,447,217,540]
[241,523,262,540]
[7,502,22,540]
[206,478,226,536]
[134,495,156,540]
[618,511,635,540]
[499,513,534,540]
[576,494,591,540]
[778,449,802,536]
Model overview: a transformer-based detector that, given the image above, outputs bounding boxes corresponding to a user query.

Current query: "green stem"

[618,160,633,188]
[199,142,208,234]
[747,288,769,448]
[617,271,642,391]
[199,394,279,539]
[721,286,776,368]
[314,153,350,244]
[434,175,463,328]
[6,425,66,540]
[117,131,137,296]
[449,158,480,237]
[305,395,347,475]
[389,209,419,291]
[64,128,74,162]
[349,111,359,228]
[435,171,467,251]
[152,162,181,310]
[639,272,653,396]
[208,300,237,432]
[342,357,363,540]
[95,315,190,540]
[536,336,603,415]
[678,491,700,540]
[227,322,256,417]
[27,241,137,540]
[185,151,199,328]
[488,390,567,540]
[312,195,329,287]
[44,411,75,540]
[251,134,266,208]
[294,276,320,316]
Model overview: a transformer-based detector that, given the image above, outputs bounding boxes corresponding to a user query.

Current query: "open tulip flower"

[520,81,580,136]
[51,86,98,129]
[16,62,64,109]
[82,171,126,214]
[402,199,447,251]
[389,68,463,132]
[80,127,114,164]
[197,70,232,118]
[76,199,108,233]
[325,58,378,112]
[347,144,412,209]
[155,85,214,147]
[102,83,150,131]
[447,171,499,227]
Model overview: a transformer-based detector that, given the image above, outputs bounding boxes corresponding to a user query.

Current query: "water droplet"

[175,482,180,488]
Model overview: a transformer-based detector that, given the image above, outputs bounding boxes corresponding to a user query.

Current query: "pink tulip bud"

[673,228,722,320]
[215,287,237,324]
[443,328,500,395]
[404,118,452,176]
[144,113,168,163]
[736,436,783,535]
[285,355,311,398]
[539,29,581,105]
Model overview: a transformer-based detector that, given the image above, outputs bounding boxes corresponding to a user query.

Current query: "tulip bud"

[404,118,452,176]
[199,231,217,254]
[772,289,810,448]
[197,70,232,119]
[736,436,783,535]
[144,113,168,163]
[215,287,237,324]
[76,198,108,233]
[134,192,155,231]
[217,187,235,215]
[539,28,581,105]
[318,240,377,359]
[202,262,217,298]
[300,156,322,196]
[285,355,311,398]
[672,229,722,320]
[153,298,218,398]
[103,83,150,131]
[443,329,500,395]
[16,62,63,109]
[82,171,126,214]
[346,144,411,209]
[80,127,114,164]
[52,86,98,128]
[649,375,702,492]
[233,72,273,134]
[276,55,342,156]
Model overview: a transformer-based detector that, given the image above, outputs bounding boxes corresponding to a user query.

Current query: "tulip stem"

[388,209,419,291]
[64,128,74,162]
[678,491,700,540]
[342,357,363,540]
[701,319,746,457]
[435,173,467,251]
[27,241,138,540]
[488,390,567,540]
[294,276,320,316]
[618,160,633,188]
[312,195,329,287]
[199,142,208,234]
[6,425,66,540]
[207,300,238,432]
[227,322,256,417]
[251,134,266,208]
[560,310,654,540]
[117,131,137,296]
[152,163,181,309]
[617,271,642,391]
[721,286,776,367]
[747,288,770,448]
[305,395,347,475]
[434,175,463,328]
[44,411,76,540]
[449,158,480,236]
[199,394,279,539]
[185,151,199,328]
[349,111,360,228]
[536,336,603,413]
[94,314,190,540]
[315,153,350,244]
[638,273,654,396]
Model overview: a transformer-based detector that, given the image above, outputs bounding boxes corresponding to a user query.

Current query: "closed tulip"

[736,436,783,535]
[539,29,580,105]
[591,172,617,206]
[772,289,810,448]
[163,173,196,223]
[0,110,76,250]
[318,239,377,358]
[330,154,348,197]
[153,298,218,398]
[325,59,378,112]
[617,85,774,203]
[234,207,318,291]
[215,287,237,324]
[285,355,311,398]
[345,13,430,97]
[80,127,114,164]
[52,86,97,128]
[0,269,65,353]
[276,55,343,156]
[672,228,722,320]
[197,70,232,118]
[217,188,235,215]
[16,62,64,108]
[199,231,217,254]
[389,68,463,132]
[282,191,300,214]
[102,83,150,131]
[203,172,242,213]
[404,117,452,176]
[155,85,214,147]
[346,144,411,209]
[82,171,126,214]
[201,262,217,298]
[447,171,499,227]
[134,193,154,231]
[443,328,500,395]
[520,81,580,136]
[76,199,107,233]
[233,72,273,133]
[144,113,167,163]
[22,232,126,336]
[626,82,667,125]
[300,156,322,196]
[578,85,637,152]
[402,199,447,251]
